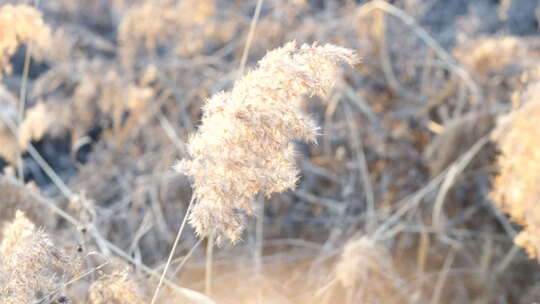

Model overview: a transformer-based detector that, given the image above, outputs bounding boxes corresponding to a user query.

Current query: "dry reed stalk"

[176,41,358,245]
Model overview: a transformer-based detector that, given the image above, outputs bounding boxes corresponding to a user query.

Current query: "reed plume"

[88,271,145,304]
[0,4,51,75]
[333,237,406,303]
[176,41,358,244]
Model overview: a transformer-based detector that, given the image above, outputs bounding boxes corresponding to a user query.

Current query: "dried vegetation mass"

[1,0,540,303]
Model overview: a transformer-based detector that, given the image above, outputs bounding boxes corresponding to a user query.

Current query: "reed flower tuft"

[176,41,358,244]
[0,4,51,75]
[333,237,406,303]
[335,237,392,289]
[88,270,145,304]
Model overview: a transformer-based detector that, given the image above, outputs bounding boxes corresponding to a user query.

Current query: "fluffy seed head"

[334,237,392,288]
[491,83,540,258]
[176,41,358,244]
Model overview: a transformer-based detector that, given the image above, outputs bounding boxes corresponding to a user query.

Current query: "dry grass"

[1,0,540,303]
[118,0,227,66]
[177,41,358,244]
[332,237,407,303]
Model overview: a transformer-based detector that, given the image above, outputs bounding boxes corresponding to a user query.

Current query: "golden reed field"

[1,0,540,303]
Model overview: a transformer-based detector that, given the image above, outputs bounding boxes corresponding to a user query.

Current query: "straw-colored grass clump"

[176,41,358,244]
[333,237,406,303]
[491,83,540,258]
[0,4,51,75]
[0,211,81,304]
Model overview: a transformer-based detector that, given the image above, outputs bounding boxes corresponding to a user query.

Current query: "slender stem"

[254,196,264,303]
[16,0,39,183]
[430,249,455,304]
[254,196,264,275]
[237,0,264,78]
[205,232,214,296]
[344,102,375,233]
[150,197,195,304]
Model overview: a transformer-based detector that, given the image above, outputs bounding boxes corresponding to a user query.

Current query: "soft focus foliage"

[333,237,407,303]
[119,0,220,66]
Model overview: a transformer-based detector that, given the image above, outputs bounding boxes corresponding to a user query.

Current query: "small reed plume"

[88,270,145,304]
[0,4,51,75]
[333,237,406,303]
[176,41,358,244]
[491,83,540,258]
